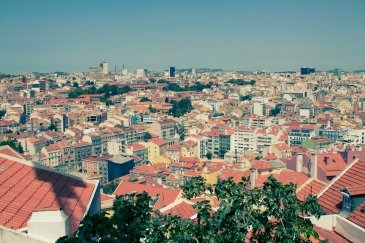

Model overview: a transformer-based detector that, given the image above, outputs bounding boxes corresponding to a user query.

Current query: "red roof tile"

[296,180,326,201]
[316,153,347,177]
[252,160,272,170]
[313,225,350,243]
[149,138,167,146]
[160,200,197,219]
[273,143,290,151]
[318,159,365,227]
[0,153,97,234]
[114,181,181,209]
[0,146,25,160]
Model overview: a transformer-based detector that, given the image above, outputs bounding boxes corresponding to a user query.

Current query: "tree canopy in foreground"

[58,176,325,243]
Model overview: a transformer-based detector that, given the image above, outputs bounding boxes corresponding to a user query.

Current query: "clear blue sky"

[0,0,364,73]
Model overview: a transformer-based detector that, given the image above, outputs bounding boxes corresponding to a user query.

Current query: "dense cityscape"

[1,64,365,242]
[1,0,365,242]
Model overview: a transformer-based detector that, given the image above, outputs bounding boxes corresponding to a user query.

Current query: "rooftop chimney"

[296,153,303,172]
[28,208,69,243]
[324,156,329,165]
[310,152,318,179]
[250,168,258,189]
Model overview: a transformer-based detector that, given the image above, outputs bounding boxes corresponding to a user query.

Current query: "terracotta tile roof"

[46,144,61,151]
[157,119,176,125]
[263,153,278,160]
[167,144,180,151]
[179,156,200,163]
[133,165,162,175]
[0,153,97,234]
[273,143,290,151]
[313,225,350,243]
[296,180,326,201]
[0,146,25,160]
[170,162,194,170]
[274,169,309,187]
[253,169,310,189]
[318,159,365,227]
[182,140,197,148]
[100,193,114,202]
[346,185,365,196]
[184,171,202,177]
[252,160,272,170]
[74,141,91,147]
[149,138,167,146]
[113,181,181,209]
[317,153,347,176]
[218,169,250,183]
[160,200,197,219]
[128,143,146,151]
[347,201,365,228]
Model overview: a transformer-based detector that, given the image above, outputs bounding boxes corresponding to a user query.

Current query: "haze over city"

[1,0,365,73]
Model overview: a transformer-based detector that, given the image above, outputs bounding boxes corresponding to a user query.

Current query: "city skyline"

[1,0,365,73]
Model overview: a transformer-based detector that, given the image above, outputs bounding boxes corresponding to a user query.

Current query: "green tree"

[100,97,114,106]
[35,99,42,105]
[144,132,153,141]
[85,80,95,86]
[148,105,158,113]
[140,97,152,102]
[0,140,24,153]
[73,82,79,88]
[163,82,183,91]
[48,123,58,131]
[269,105,282,117]
[169,98,193,117]
[58,176,324,242]
[157,79,168,84]
[68,84,132,98]
[226,79,256,86]
[206,151,212,160]
[102,181,118,195]
[0,109,6,119]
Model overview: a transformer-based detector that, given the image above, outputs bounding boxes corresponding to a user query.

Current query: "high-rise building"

[89,67,100,78]
[136,69,146,78]
[252,102,266,116]
[169,67,175,78]
[300,67,315,75]
[100,62,109,75]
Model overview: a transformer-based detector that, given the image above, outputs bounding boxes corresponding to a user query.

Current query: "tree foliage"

[163,82,212,92]
[240,94,252,101]
[0,109,6,119]
[206,151,213,160]
[102,181,119,195]
[58,176,324,243]
[48,123,58,132]
[169,98,193,117]
[85,80,95,86]
[269,105,282,117]
[148,105,158,113]
[0,140,24,153]
[226,79,256,86]
[68,84,132,99]
[140,97,152,102]
[144,132,153,141]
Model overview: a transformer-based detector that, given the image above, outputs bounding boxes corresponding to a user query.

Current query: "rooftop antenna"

[115,66,117,73]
